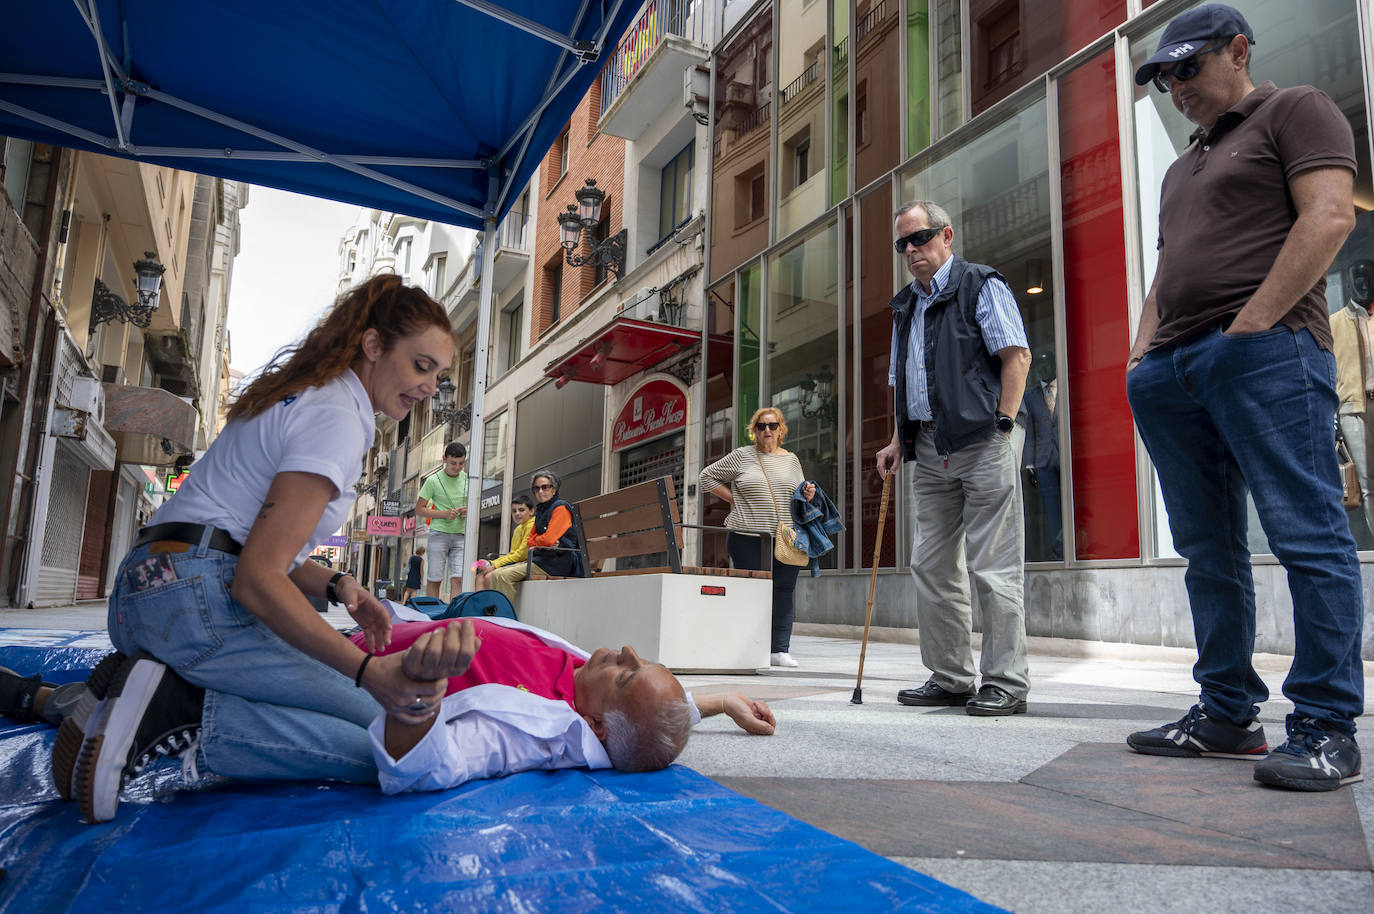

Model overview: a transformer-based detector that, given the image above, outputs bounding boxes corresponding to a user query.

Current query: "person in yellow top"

[475,494,535,602]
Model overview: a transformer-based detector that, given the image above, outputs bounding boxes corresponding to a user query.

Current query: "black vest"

[890,255,1014,457]
[530,496,584,577]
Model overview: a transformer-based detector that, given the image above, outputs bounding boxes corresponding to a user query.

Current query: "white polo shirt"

[151,369,376,570]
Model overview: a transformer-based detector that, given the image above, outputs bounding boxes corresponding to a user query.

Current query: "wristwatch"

[327,571,351,604]
[995,412,1015,433]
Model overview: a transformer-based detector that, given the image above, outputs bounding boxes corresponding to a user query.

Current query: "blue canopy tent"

[0,0,643,588]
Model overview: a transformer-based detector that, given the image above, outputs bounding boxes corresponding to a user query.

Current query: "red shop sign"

[612,379,687,452]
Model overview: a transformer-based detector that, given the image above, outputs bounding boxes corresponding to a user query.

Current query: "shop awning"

[545,317,699,387]
[0,1,642,228]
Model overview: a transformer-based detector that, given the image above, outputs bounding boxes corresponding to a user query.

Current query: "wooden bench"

[516,476,772,673]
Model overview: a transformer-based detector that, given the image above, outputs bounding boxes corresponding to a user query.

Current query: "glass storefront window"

[904,0,931,157]
[853,0,906,189]
[702,277,737,568]
[934,0,964,138]
[767,219,842,570]
[899,92,1056,560]
[736,262,763,443]
[855,187,900,568]
[1131,0,1373,555]
[1059,50,1139,561]
[777,0,830,236]
[709,6,772,282]
[969,1,1128,117]
[832,0,850,204]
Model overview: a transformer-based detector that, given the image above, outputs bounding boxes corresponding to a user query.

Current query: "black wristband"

[327,571,349,604]
[354,652,374,687]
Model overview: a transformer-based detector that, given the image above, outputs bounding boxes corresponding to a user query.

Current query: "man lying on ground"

[351,616,774,793]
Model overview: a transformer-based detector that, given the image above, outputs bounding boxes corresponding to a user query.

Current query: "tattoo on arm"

[256,501,275,522]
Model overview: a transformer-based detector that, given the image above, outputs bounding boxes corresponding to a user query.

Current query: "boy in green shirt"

[416,442,468,598]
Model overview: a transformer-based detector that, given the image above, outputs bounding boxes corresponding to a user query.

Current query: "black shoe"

[51,652,127,800]
[75,654,204,824]
[0,665,53,722]
[964,684,1027,716]
[1126,704,1267,759]
[1254,720,1362,792]
[897,680,975,707]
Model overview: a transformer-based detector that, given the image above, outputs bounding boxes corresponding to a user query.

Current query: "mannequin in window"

[1330,259,1374,541]
[1021,349,1062,560]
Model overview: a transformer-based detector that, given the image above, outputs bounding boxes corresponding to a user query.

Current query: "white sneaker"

[770,652,799,668]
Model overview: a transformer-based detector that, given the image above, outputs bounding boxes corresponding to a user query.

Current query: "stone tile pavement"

[6,601,1372,913]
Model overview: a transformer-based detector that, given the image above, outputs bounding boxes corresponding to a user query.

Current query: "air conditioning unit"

[64,375,105,425]
[625,287,660,322]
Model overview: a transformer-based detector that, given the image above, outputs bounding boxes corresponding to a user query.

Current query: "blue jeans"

[108,527,380,783]
[727,532,801,653]
[1127,325,1364,736]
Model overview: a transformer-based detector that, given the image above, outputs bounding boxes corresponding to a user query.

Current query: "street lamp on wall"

[556,179,626,277]
[91,251,166,328]
[431,376,472,430]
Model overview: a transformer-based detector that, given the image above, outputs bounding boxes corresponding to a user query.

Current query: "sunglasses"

[893,227,942,253]
[533,483,555,492]
[755,421,780,431]
[1152,43,1227,93]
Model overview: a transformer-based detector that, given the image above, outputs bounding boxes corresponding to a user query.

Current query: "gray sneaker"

[1253,720,1362,792]
[1127,704,1268,759]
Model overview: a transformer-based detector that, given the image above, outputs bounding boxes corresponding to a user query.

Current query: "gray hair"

[602,698,693,772]
[529,468,561,492]
[895,200,952,232]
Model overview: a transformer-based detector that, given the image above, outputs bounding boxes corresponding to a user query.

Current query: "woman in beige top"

[700,406,816,668]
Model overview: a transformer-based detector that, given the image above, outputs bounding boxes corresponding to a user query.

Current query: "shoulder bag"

[757,451,810,566]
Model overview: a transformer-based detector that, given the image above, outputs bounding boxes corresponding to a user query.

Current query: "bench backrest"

[575,475,683,574]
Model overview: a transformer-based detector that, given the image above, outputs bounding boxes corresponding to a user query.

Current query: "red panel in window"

[1058,52,1140,560]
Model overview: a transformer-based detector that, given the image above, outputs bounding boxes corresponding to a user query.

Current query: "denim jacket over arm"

[790,483,845,577]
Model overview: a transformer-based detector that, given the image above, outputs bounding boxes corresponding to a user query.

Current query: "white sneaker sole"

[51,652,126,800]
[76,656,166,824]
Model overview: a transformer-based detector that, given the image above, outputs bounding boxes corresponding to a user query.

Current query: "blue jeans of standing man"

[109,528,380,784]
[1127,325,1364,736]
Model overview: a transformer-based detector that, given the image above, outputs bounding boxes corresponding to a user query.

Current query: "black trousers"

[727,531,802,653]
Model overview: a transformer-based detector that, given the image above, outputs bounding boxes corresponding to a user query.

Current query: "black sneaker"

[75,654,204,824]
[0,665,53,722]
[51,652,128,800]
[1127,704,1268,759]
[1253,720,1363,792]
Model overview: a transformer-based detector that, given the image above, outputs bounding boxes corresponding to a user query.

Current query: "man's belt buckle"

[148,541,191,554]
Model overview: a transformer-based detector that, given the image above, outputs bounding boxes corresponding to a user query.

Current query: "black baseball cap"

[1134,4,1256,87]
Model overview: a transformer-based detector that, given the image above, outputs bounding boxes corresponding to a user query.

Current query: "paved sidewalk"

[6,601,1371,913]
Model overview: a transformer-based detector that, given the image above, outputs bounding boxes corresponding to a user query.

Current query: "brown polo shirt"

[1150,81,1357,352]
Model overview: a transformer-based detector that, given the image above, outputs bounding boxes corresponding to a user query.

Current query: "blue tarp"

[0,2,645,227]
[0,635,1005,913]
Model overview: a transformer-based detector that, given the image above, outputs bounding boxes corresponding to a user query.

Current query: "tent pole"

[461,172,500,594]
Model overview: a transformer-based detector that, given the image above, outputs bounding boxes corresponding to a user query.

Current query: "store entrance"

[615,431,685,570]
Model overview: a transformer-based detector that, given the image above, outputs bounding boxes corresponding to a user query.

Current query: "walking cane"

[852,470,893,704]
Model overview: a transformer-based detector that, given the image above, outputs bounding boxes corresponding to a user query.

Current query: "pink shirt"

[350,618,581,707]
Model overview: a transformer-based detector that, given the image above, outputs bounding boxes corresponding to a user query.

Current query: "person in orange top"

[485,470,584,602]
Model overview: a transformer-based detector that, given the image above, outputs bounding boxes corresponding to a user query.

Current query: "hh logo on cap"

[1169,43,1196,57]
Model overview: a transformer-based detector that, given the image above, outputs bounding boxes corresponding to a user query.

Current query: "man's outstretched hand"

[693,691,776,735]
[403,619,481,682]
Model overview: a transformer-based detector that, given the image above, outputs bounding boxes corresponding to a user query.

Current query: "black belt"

[133,522,242,556]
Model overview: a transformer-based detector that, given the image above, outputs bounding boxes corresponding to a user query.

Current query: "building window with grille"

[658,142,695,244]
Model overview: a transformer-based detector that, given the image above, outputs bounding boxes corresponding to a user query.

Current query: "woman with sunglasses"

[701,407,816,667]
[485,471,586,603]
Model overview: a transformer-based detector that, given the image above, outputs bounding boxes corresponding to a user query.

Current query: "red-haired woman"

[57,274,457,823]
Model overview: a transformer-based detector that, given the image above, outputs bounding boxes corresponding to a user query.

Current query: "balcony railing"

[779,59,820,108]
[599,0,707,119]
[498,210,530,253]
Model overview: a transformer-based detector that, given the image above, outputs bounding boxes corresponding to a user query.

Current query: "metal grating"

[36,443,90,605]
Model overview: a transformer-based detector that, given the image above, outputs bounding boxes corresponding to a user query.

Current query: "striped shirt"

[699,445,806,534]
[887,256,1028,421]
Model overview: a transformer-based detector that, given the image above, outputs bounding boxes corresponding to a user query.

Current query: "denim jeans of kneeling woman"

[109,532,381,784]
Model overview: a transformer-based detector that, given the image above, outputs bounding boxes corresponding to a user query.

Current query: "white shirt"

[368,611,702,794]
[152,370,376,570]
